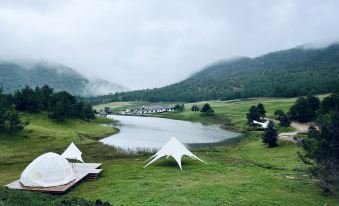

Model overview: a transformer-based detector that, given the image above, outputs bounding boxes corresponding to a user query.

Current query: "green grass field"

[93,101,133,112]
[1,96,338,205]
[63,132,339,205]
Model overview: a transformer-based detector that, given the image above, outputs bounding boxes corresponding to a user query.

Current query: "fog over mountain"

[0,59,128,96]
[101,42,339,102]
[0,0,339,89]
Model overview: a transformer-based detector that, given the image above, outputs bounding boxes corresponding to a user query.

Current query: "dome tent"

[20,152,76,187]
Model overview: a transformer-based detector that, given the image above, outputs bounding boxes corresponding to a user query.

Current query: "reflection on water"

[100,115,240,150]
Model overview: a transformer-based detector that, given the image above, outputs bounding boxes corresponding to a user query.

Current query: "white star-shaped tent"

[61,142,84,163]
[144,137,207,170]
[253,120,269,129]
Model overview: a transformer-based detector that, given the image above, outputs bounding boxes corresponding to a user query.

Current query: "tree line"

[191,103,215,114]
[0,85,95,134]
[299,92,339,193]
[0,88,29,134]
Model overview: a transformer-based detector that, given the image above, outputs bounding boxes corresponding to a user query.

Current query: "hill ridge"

[98,43,339,102]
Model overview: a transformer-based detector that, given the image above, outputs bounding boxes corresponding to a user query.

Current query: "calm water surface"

[100,115,240,150]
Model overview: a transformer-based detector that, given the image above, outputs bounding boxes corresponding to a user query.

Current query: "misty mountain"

[99,43,339,102]
[0,60,128,96]
[84,78,129,96]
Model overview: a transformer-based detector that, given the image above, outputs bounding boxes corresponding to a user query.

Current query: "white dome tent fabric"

[144,137,207,170]
[20,152,76,187]
[61,142,84,163]
[253,120,269,129]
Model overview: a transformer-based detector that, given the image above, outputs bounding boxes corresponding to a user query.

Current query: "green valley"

[1,96,338,205]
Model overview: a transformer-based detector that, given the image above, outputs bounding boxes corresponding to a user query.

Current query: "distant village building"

[121,104,177,115]
[99,110,108,117]
[104,107,111,114]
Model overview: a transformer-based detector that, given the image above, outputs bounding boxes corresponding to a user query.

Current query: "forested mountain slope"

[100,43,339,102]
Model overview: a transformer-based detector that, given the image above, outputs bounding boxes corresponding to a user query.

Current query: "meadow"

[1,96,338,205]
[93,101,134,113]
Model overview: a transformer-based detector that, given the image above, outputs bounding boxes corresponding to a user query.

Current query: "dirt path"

[264,118,312,142]
[278,122,310,142]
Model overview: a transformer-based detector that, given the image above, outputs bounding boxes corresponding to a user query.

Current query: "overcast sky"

[0,0,339,90]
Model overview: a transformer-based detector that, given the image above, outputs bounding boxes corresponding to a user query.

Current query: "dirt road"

[263,118,312,142]
[279,121,311,142]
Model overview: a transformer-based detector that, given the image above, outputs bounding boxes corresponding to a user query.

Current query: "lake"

[100,115,240,150]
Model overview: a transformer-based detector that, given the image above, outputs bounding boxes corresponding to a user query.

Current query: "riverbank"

[1,96,338,205]
[100,97,300,132]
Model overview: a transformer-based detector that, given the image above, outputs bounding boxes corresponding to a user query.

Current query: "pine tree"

[49,101,65,122]
[306,94,320,116]
[191,105,199,113]
[257,103,266,117]
[279,114,291,127]
[246,106,260,124]
[263,120,278,147]
[83,104,95,122]
[6,110,28,134]
[0,88,6,130]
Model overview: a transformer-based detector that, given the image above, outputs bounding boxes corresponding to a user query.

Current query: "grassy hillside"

[90,43,339,103]
[1,97,338,205]
[0,113,119,184]
[153,98,297,131]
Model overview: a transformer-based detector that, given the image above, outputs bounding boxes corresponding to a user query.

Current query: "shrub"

[201,103,214,114]
[274,109,285,120]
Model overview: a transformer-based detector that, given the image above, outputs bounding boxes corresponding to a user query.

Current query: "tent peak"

[61,142,84,163]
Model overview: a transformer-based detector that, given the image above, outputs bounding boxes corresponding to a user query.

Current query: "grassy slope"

[1,96,338,205]
[66,132,339,205]
[0,113,118,186]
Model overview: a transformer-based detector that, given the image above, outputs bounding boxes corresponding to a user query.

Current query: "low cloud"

[0,0,339,89]
[301,38,339,50]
